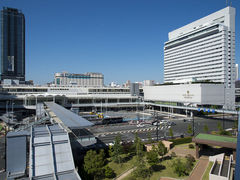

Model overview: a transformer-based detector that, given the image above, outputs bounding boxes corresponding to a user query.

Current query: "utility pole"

[192,111,195,136]
[11,101,14,124]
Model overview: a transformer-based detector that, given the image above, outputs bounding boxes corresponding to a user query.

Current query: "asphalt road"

[89,112,236,144]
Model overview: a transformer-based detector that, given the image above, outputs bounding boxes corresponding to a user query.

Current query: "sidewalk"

[115,167,136,180]
[187,158,209,180]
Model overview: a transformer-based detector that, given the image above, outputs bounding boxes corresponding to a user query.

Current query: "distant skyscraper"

[0,7,25,82]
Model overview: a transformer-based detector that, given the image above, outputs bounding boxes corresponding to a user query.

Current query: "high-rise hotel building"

[164,7,236,109]
[0,7,25,82]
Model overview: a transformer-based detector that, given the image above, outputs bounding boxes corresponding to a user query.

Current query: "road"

[88,112,236,144]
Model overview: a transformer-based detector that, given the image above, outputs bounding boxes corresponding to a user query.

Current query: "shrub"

[171,152,177,158]
[185,154,195,164]
[185,154,195,173]
[172,158,187,177]
[169,137,192,146]
[132,164,152,179]
[104,166,115,178]
[188,144,194,149]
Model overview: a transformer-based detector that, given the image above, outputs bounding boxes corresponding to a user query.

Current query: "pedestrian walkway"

[187,158,209,180]
[115,167,136,180]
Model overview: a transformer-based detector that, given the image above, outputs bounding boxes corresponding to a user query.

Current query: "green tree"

[203,124,209,133]
[169,128,173,139]
[146,146,159,167]
[172,158,187,177]
[136,137,144,160]
[104,166,115,178]
[147,132,153,144]
[132,163,152,179]
[84,149,105,179]
[157,141,167,161]
[112,134,123,164]
[217,122,225,135]
[187,124,193,135]
[132,134,145,166]
[185,154,195,173]
[234,120,238,129]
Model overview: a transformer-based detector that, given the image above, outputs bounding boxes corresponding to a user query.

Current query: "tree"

[136,137,144,161]
[84,149,105,179]
[104,166,115,178]
[217,122,223,132]
[132,163,152,179]
[172,158,187,177]
[234,119,238,129]
[185,154,195,172]
[147,132,153,144]
[203,124,209,133]
[187,124,193,135]
[132,133,145,166]
[157,141,167,161]
[146,146,159,167]
[169,128,173,139]
[112,134,123,164]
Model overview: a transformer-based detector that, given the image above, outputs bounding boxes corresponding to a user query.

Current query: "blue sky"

[1,0,240,85]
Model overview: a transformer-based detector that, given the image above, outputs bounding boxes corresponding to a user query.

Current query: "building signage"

[183,90,194,99]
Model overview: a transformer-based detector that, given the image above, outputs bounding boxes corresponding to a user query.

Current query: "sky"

[1,0,240,85]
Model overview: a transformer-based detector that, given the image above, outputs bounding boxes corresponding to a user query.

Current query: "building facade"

[54,72,104,87]
[164,7,236,110]
[0,7,25,82]
[143,84,224,106]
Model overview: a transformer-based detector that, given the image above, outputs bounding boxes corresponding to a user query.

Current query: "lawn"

[104,154,136,179]
[175,142,195,149]
[202,161,214,180]
[123,157,198,180]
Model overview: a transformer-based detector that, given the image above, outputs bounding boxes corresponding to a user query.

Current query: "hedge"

[169,137,192,146]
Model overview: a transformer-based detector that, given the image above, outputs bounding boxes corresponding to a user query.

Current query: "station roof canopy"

[45,102,93,129]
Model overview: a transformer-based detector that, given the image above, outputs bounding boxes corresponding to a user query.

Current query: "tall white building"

[54,72,104,87]
[236,64,239,81]
[164,7,236,109]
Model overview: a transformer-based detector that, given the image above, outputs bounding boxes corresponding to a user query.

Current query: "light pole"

[11,101,15,124]
[6,101,8,117]
[192,111,195,136]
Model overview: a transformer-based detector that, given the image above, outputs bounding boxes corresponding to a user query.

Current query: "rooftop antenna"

[226,0,228,6]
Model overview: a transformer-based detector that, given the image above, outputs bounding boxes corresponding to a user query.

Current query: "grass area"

[195,133,237,143]
[0,124,2,132]
[104,154,136,179]
[202,161,214,180]
[123,157,198,180]
[175,142,195,149]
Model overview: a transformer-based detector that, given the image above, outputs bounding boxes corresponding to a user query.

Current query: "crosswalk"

[95,127,157,137]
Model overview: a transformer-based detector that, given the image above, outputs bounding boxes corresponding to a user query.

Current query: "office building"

[163,6,235,110]
[143,80,155,86]
[54,72,104,87]
[0,7,25,82]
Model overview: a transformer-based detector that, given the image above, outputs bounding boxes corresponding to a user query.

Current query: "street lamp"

[11,101,15,123]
